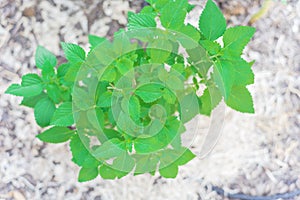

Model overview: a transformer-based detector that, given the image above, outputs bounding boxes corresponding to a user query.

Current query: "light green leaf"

[128,13,156,30]
[133,154,159,175]
[135,83,164,103]
[116,57,134,75]
[61,42,86,63]
[200,85,222,116]
[149,39,172,63]
[200,40,221,55]
[88,35,106,50]
[199,0,226,40]
[37,126,75,143]
[46,84,61,104]
[222,26,256,58]
[212,59,235,100]
[93,139,125,160]
[97,91,112,108]
[35,46,57,69]
[225,86,254,113]
[34,97,56,127]
[78,167,98,182]
[5,74,43,97]
[160,0,189,30]
[111,152,135,174]
[159,162,178,178]
[179,92,199,123]
[51,102,74,126]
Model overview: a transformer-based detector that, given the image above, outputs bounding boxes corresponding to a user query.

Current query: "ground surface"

[0,0,299,200]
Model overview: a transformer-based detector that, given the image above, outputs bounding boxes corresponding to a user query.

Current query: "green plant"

[6,0,255,182]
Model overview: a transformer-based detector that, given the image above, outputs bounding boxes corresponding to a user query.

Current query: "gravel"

[0,0,299,199]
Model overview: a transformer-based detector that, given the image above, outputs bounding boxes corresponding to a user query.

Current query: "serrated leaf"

[222,26,256,58]
[35,46,57,69]
[37,126,75,143]
[61,42,86,63]
[78,167,98,182]
[34,97,56,127]
[200,85,222,116]
[21,93,47,108]
[199,0,226,40]
[70,134,100,168]
[135,83,164,103]
[128,13,156,30]
[51,102,74,126]
[88,35,106,50]
[212,59,235,100]
[5,74,43,97]
[160,0,189,30]
[200,40,221,55]
[93,139,125,160]
[225,86,254,113]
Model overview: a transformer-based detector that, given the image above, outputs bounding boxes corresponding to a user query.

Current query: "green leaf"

[93,139,125,160]
[200,85,222,116]
[225,86,254,113]
[5,74,43,97]
[128,13,156,30]
[61,42,86,63]
[179,92,199,123]
[88,35,106,50]
[212,59,235,99]
[78,167,98,182]
[129,96,141,122]
[99,164,127,179]
[134,154,159,175]
[149,39,173,63]
[135,83,164,103]
[159,162,178,178]
[160,0,189,30]
[70,134,100,168]
[116,57,134,75]
[200,40,221,55]
[222,26,256,58]
[34,97,56,127]
[35,46,57,69]
[37,126,75,143]
[51,102,74,126]
[97,91,112,108]
[111,152,135,174]
[199,0,226,40]
[46,84,61,104]
[174,148,196,166]
[21,93,47,108]
[177,24,201,47]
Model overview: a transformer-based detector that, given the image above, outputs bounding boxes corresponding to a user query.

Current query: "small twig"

[211,185,300,200]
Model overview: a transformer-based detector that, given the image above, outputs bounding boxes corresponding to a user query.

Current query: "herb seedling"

[6,0,255,182]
